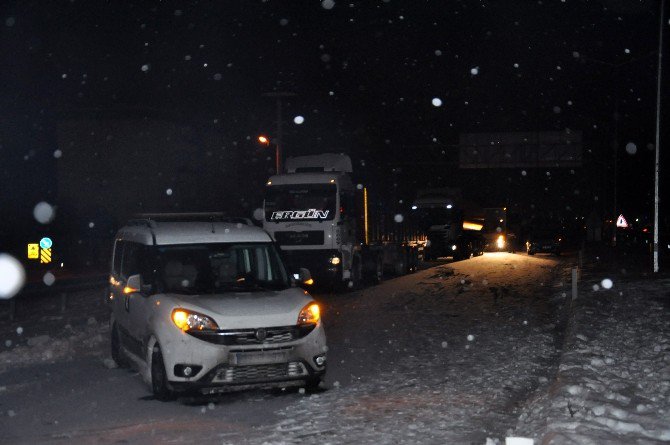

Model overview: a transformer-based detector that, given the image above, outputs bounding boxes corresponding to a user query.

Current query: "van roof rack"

[130,212,253,225]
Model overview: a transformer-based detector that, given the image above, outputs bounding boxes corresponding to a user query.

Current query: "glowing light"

[172,310,189,331]
[462,221,483,231]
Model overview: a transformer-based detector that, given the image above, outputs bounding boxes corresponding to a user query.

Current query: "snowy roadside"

[514,255,670,444]
[1,253,669,445]
[0,289,111,374]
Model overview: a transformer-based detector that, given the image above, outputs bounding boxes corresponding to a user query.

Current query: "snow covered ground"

[514,253,670,444]
[0,249,668,444]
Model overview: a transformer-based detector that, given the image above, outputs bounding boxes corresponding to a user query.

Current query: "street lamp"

[258,135,280,174]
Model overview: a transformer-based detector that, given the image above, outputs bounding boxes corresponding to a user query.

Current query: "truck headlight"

[172,309,219,331]
[297,302,320,325]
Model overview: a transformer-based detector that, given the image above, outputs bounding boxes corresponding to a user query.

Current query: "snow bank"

[514,278,670,444]
[0,319,107,372]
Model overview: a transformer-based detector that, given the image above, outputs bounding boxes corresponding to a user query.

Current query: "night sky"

[1,0,668,256]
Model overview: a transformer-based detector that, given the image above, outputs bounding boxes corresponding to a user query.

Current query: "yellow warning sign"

[40,248,52,264]
[28,243,39,259]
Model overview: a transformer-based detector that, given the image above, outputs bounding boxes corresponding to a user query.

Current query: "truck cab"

[263,154,360,287]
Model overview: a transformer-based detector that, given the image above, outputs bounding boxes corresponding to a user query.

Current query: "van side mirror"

[292,268,313,286]
[125,274,153,295]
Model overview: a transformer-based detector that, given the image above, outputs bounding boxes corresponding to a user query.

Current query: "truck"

[262,153,422,289]
[412,188,506,260]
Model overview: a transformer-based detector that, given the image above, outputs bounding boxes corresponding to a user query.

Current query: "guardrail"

[2,274,108,321]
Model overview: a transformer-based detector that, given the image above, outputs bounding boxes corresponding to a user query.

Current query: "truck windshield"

[264,184,337,222]
[148,243,291,294]
[413,207,460,230]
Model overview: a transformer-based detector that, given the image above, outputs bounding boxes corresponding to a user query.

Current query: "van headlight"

[172,309,219,331]
[297,302,320,325]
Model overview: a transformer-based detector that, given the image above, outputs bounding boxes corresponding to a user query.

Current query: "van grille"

[188,325,315,346]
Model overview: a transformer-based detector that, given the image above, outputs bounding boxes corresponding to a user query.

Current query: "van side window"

[112,240,123,277]
[121,242,141,279]
[121,242,156,287]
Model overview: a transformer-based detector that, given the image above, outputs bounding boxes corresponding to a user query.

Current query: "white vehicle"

[107,214,326,399]
[263,154,420,289]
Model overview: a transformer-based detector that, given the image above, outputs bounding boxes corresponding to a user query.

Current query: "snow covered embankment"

[515,279,670,444]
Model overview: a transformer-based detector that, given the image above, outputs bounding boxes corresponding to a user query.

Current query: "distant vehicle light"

[329,256,341,265]
[496,235,505,249]
[451,244,457,251]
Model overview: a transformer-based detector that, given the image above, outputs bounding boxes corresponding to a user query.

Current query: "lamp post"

[258,135,279,174]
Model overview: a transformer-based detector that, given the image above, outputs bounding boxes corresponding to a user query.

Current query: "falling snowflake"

[0,254,25,299]
[431,98,442,107]
[43,272,56,286]
[321,0,335,10]
[625,142,637,155]
[33,202,55,224]
[470,66,479,75]
[394,214,404,223]
[166,188,173,196]
[601,278,613,289]
[141,64,150,72]
[293,116,305,124]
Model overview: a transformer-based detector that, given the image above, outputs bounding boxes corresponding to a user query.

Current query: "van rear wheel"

[111,322,128,368]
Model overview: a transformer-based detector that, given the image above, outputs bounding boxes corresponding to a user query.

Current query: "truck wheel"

[340,257,362,291]
[423,248,431,261]
[372,257,384,284]
[394,258,406,276]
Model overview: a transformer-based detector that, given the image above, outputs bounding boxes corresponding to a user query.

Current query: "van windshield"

[147,243,291,294]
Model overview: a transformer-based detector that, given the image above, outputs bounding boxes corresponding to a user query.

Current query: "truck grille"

[274,230,325,246]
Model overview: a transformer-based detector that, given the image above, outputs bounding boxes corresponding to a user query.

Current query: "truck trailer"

[262,153,421,289]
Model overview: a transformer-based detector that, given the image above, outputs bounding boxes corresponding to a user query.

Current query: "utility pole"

[262,92,295,174]
[653,0,665,273]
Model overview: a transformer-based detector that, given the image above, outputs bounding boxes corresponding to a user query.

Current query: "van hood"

[162,287,313,329]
